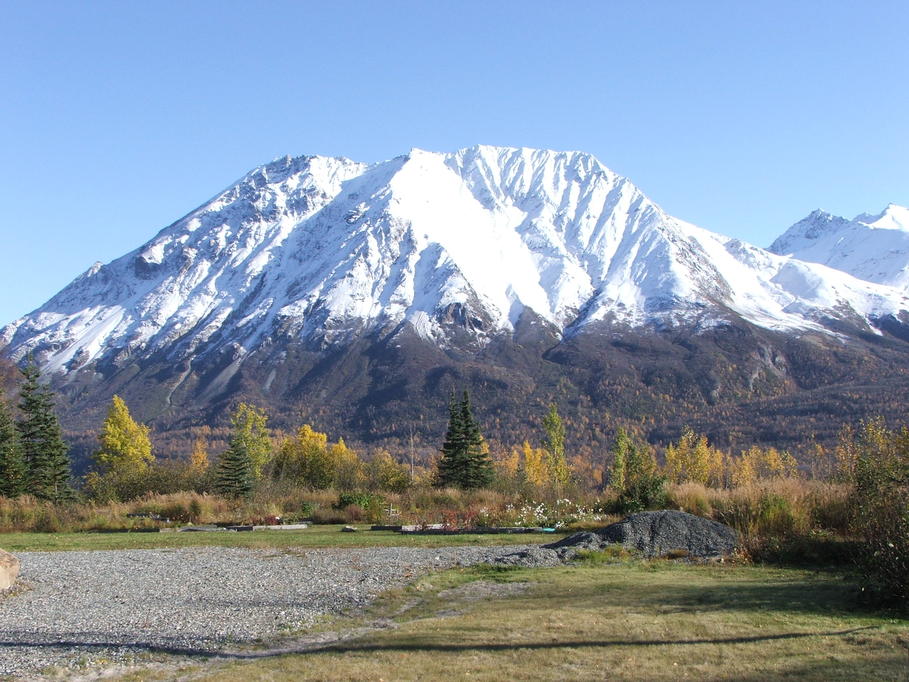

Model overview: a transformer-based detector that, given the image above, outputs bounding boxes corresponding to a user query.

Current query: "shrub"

[612,471,666,514]
[847,419,909,606]
[805,483,852,534]
[310,507,350,524]
[607,429,666,514]
[334,491,382,510]
[756,492,800,537]
[333,492,386,523]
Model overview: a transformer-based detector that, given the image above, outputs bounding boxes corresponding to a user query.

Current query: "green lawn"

[0,525,566,552]
[7,531,908,680]
[123,555,909,681]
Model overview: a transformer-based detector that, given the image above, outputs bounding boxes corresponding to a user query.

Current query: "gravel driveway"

[0,544,525,678]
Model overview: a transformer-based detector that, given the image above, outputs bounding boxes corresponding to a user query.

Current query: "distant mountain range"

[769,204,909,291]
[3,146,908,459]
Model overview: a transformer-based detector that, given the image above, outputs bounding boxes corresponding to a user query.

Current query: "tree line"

[0,360,72,502]
[0,360,901,509]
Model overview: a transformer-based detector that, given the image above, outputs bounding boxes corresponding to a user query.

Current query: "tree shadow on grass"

[0,625,883,660]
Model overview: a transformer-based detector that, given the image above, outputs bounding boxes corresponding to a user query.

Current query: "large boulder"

[494,510,739,567]
[599,510,738,558]
[0,549,20,590]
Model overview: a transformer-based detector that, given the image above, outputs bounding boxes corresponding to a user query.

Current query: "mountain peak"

[855,203,909,231]
[769,204,909,290]
[767,209,850,254]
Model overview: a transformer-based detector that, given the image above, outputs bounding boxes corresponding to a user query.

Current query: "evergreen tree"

[436,391,493,489]
[0,397,26,498]
[460,392,493,489]
[214,402,270,497]
[437,392,467,487]
[16,360,72,502]
[214,436,254,498]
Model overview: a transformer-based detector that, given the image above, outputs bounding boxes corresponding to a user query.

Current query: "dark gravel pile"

[494,511,739,567]
[599,510,739,558]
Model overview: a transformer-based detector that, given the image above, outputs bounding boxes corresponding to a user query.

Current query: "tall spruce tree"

[214,437,253,498]
[16,360,72,502]
[437,391,493,490]
[0,397,26,498]
[214,407,260,498]
[437,393,468,487]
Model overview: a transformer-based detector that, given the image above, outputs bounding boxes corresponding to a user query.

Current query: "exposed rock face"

[598,510,738,558]
[0,549,20,590]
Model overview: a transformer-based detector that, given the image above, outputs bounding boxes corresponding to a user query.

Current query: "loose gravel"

[0,544,531,679]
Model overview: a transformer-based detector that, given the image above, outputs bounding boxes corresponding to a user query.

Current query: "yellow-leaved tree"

[730,446,798,486]
[274,424,334,489]
[229,403,272,480]
[366,450,411,493]
[273,425,374,490]
[95,395,154,474]
[189,436,210,475]
[87,395,154,501]
[329,437,365,490]
[495,446,521,480]
[521,441,550,488]
[664,427,724,486]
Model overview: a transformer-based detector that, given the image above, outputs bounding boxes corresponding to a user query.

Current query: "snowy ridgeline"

[769,204,909,290]
[2,145,908,376]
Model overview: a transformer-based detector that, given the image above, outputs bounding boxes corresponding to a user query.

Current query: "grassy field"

[116,552,909,681]
[0,525,566,552]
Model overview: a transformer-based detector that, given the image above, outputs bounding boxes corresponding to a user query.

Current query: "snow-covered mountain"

[4,145,909,454]
[769,204,909,290]
[3,146,909,381]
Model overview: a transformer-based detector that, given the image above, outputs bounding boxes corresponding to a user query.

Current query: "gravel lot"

[0,544,526,678]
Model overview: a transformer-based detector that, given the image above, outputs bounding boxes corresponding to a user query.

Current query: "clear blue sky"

[1,1,906,325]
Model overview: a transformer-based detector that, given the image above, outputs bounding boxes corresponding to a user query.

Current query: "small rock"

[545,531,610,553]
[0,548,20,591]
[494,545,562,568]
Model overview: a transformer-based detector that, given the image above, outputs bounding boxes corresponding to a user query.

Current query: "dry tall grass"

[665,478,854,563]
[667,479,851,535]
[0,477,857,546]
